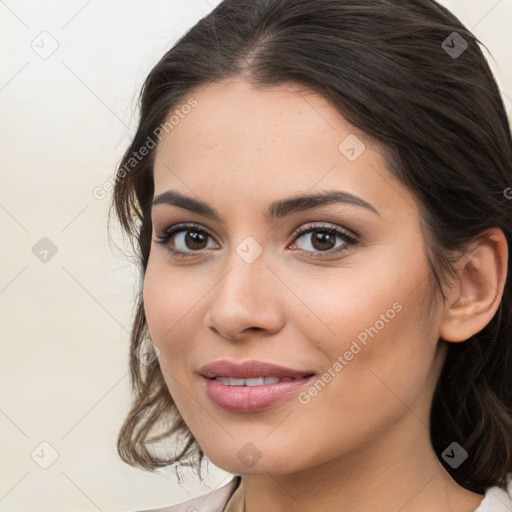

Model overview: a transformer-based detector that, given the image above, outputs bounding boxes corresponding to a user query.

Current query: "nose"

[204,251,285,341]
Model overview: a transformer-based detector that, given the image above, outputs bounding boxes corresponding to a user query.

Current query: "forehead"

[155,78,368,161]
[152,78,415,222]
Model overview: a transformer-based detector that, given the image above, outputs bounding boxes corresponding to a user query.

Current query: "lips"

[198,359,315,380]
[198,360,316,412]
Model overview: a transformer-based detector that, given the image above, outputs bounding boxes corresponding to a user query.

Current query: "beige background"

[0,1,511,511]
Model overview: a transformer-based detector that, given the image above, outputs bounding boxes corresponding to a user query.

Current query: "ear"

[439,227,508,343]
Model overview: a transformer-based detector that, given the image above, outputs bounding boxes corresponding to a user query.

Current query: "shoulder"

[135,477,241,512]
[474,474,512,512]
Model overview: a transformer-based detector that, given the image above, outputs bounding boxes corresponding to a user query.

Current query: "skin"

[144,77,508,512]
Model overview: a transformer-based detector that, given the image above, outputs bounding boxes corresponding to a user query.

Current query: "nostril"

[243,327,263,333]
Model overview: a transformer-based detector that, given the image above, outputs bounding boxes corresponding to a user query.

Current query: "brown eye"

[155,223,218,256]
[182,230,209,250]
[310,231,337,251]
[290,224,359,258]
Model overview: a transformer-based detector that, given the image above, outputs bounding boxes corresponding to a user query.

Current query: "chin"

[204,446,302,476]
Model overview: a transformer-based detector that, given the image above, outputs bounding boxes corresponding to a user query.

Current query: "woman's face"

[144,78,447,476]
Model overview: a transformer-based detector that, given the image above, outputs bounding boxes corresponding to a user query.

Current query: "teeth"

[214,376,298,386]
[245,377,264,386]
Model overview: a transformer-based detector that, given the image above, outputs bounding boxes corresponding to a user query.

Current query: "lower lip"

[203,376,314,412]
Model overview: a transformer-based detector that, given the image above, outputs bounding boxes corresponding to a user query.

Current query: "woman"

[111,0,512,510]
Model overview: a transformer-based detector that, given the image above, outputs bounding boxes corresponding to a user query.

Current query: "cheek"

[293,249,437,410]
[289,257,405,357]
[142,264,191,406]
[310,285,437,435]
[142,256,201,344]
[142,257,215,393]
[142,262,171,341]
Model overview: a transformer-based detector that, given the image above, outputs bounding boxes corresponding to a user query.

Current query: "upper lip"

[198,360,315,379]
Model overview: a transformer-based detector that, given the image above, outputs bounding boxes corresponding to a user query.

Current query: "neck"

[241,414,484,512]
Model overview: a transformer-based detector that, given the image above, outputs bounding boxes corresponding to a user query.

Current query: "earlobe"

[439,227,508,343]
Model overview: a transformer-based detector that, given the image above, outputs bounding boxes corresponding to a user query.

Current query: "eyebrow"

[151,189,381,222]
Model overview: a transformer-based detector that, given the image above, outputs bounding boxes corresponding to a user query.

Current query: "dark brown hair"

[111,0,512,494]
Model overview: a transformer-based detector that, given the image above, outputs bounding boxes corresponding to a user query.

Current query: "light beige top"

[139,477,242,512]
[139,474,512,512]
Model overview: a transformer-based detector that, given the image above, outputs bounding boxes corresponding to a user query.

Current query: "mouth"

[209,376,307,386]
[198,359,315,380]
[198,360,316,412]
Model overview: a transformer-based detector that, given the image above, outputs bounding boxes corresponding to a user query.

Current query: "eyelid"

[154,222,217,245]
[154,220,360,260]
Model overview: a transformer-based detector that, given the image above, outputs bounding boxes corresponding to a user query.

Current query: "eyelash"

[154,222,359,260]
